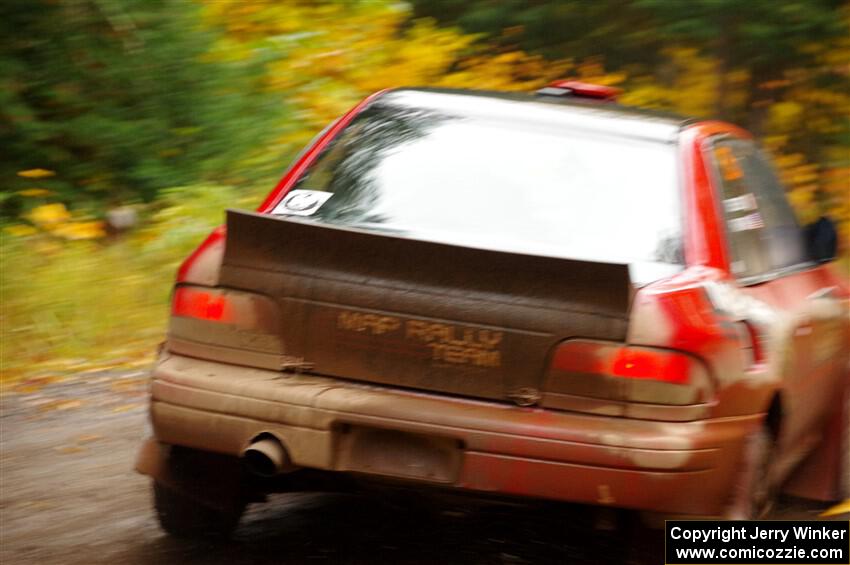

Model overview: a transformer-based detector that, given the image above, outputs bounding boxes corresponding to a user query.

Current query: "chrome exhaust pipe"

[242,437,288,477]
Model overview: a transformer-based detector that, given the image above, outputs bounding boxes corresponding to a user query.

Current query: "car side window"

[707,137,808,281]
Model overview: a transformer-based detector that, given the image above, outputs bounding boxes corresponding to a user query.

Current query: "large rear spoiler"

[221,210,632,319]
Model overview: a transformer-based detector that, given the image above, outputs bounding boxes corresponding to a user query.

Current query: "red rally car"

[136,81,850,537]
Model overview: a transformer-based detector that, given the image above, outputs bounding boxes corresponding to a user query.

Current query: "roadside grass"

[0,184,263,384]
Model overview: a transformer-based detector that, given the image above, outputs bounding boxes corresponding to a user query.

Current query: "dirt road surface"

[1,370,844,564]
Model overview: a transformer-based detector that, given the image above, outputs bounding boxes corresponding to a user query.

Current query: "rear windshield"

[284,95,684,271]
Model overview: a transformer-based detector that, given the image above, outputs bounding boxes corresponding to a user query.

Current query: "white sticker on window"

[272,190,333,216]
[723,193,758,213]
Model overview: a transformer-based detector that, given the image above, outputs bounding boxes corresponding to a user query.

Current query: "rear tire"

[153,481,245,539]
[725,426,775,519]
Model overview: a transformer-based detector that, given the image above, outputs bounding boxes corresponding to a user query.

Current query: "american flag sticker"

[729,212,765,232]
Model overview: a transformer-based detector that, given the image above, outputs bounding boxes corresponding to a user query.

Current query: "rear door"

[706,137,850,451]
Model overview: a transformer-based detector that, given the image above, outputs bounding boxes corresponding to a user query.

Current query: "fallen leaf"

[37,399,83,412]
[821,499,850,517]
[11,384,44,395]
[110,378,148,392]
[111,403,142,413]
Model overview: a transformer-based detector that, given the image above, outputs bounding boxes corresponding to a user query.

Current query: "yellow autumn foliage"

[22,203,105,241]
[4,224,37,237]
[18,188,51,197]
[28,203,71,227]
[51,221,106,241]
[16,168,55,179]
[201,1,572,152]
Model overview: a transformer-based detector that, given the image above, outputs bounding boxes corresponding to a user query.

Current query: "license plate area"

[334,426,463,484]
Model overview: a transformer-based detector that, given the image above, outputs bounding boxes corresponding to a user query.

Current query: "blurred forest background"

[1,0,848,381]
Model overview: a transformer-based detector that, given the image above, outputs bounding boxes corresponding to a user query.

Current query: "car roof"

[377,88,689,144]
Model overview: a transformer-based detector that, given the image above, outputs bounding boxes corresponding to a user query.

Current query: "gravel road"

[1,370,843,564]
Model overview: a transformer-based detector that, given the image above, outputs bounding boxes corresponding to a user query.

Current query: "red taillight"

[172,286,233,323]
[550,341,692,385]
[610,348,690,385]
[167,285,284,367]
[546,340,712,405]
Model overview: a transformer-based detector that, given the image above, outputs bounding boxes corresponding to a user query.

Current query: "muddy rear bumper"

[140,352,760,516]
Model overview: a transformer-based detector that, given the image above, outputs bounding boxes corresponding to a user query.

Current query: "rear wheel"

[153,481,245,538]
[725,426,775,519]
